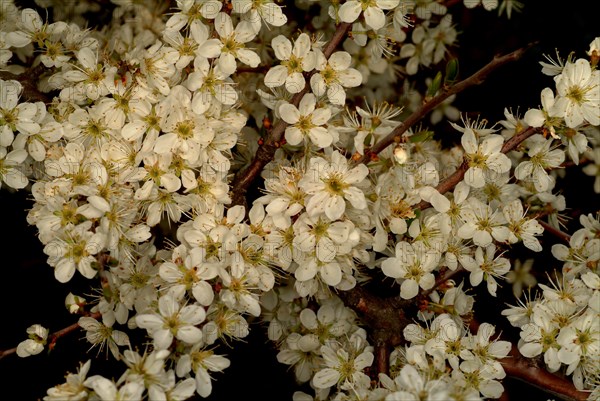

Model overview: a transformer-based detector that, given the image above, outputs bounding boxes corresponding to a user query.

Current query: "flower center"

[283,54,303,73]
[297,115,314,133]
[223,36,242,53]
[176,120,195,139]
[321,65,338,85]
[565,86,585,104]
[468,152,487,168]
[390,200,415,219]
[325,175,348,196]
[312,220,329,239]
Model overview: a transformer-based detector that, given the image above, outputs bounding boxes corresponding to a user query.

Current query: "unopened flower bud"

[65,292,86,314]
[393,145,408,164]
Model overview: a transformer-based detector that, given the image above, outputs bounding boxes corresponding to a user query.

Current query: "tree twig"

[501,346,590,401]
[229,22,352,208]
[414,126,540,211]
[538,220,572,244]
[0,311,101,360]
[353,44,536,165]
[336,285,412,377]
[0,64,52,103]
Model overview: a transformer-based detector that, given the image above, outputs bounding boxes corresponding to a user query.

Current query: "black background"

[1,1,598,400]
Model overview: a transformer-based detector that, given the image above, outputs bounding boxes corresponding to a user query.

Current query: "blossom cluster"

[1,0,598,400]
[503,214,600,394]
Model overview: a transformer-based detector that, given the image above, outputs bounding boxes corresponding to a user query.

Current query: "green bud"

[427,72,443,97]
[445,58,459,85]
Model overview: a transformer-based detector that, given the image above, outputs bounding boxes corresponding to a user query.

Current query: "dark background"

[1,1,598,400]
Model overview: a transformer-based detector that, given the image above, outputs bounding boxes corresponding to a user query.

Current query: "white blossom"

[279,94,334,148]
[135,292,205,349]
[299,150,369,221]
[461,128,511,188]
[265,33,316,93]
[16,324,48,357]
[338,0,400,30]
[551,59,600,128]
[381,241,440,299]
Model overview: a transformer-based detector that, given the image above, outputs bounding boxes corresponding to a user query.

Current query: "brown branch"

[0,64,52,103]
[539,220,572,244]
[470,317,588,400]
[0,345,17,360]
[353,44,535,165]
[414,126,540,211]
[336,285,412,377]
[501,346,590,401]
[230,22,352,208]
[0,311,101,360]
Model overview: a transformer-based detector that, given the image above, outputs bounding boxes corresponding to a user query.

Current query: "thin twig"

[0,311,101,360]
[539,220,572,244]
[414,126,540,211]
[353,44,536,165]
[229,22,352,208]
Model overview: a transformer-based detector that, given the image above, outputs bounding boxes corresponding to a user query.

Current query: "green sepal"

[409,130,435,143]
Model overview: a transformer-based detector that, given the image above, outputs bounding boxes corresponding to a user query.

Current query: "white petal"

[400,279,419,299]
[461,128,478,154]
[295,261,317,281]
[309,127,333,148]
[154,133,177,154]
[381,257,401,278]
[3,168,28,189]
[198,39,222,59]
[324,195,345,220]
[320,262,342,286]
[327,82,346,106]
[310,108,331,125]
[153,329,174,349]
[279,103,300,124]
[122,120,147,141]
[237,49,260,68]
[310,74,327,97]
[264,65,287,87]
[135,314,164,331]
[329,52,351,71]
[218,52,237,76]
[177,326,203,344]
[77,47,96,70]
[55,258,76,283]
[200,0,222,18]
[465,167,485,188]
[338,1,362,23]
[338,68,362,88]
[524,109,545,127]
[344,187,367,210]
[272,35,292,61]
[285,127,303,146]
[298,93,316,115]
[292,33,311,58]
[214,12,233,37]
[285,72,305,94]
[364,6,386,30]
[312,368,340,389]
